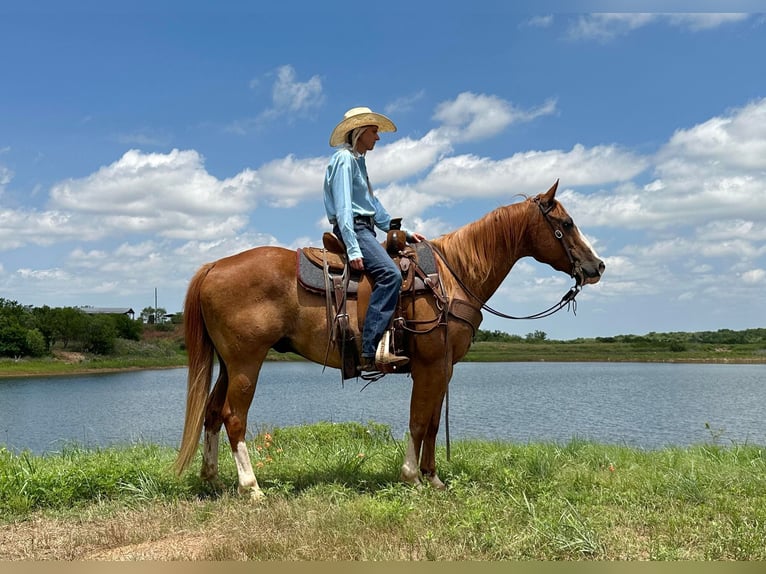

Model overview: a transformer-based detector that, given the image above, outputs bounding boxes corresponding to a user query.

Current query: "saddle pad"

[297,248,359,294]
[296,242,439,295]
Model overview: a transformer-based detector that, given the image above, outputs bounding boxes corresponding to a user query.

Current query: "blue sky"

[1,2,765,340]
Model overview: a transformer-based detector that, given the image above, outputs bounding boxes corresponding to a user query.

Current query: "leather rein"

[426,197,583,322]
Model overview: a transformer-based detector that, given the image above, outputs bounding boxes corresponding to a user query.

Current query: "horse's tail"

[173,262,217,475]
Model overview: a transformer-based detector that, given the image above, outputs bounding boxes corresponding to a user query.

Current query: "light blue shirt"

[323,147,409,260]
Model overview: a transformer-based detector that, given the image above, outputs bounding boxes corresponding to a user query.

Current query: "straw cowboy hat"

[329,106,397,147]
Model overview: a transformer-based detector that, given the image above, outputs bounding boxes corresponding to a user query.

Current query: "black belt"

[354,215,373,225]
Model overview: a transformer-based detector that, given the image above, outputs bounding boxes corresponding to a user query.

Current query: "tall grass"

[2,422,766,560]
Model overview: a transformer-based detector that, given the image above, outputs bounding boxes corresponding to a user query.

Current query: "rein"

[425,197,584,321]
[426,239,581,322]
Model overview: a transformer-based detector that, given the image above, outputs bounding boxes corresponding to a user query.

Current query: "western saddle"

[296,220,443,380]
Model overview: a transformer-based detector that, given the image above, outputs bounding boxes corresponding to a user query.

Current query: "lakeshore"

[2,338,765,379]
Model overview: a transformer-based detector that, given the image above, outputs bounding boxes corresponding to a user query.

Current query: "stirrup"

[374,330,409,370]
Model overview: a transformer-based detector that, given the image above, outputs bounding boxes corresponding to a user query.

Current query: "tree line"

[475,327,766,345]
[2,295,763,359]
[0,298,144,357]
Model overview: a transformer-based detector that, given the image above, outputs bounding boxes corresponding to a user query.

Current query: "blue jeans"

[335,219,402,358]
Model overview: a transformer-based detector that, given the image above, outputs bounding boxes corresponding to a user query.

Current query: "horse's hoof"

[400,471,422,488]
[424,474,446,490]
[238,485,266,502]
[250,489,266,503]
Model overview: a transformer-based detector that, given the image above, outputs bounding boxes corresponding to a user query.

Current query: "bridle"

[535,196,583,284]
[427,197,583,322]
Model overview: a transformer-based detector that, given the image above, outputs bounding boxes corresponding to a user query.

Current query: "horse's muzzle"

[575,259,605,286]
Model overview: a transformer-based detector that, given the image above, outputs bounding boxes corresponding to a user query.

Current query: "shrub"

[24,329,47,357]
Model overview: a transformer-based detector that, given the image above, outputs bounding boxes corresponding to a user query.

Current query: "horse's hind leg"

[200,361,229,485]
[222,357,268,500]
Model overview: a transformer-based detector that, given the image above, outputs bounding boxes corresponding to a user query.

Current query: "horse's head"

[529,180,605,286]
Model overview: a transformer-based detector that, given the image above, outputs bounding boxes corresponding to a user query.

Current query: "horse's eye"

[563,219,573,229]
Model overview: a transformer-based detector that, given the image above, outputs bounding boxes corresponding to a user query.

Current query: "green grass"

[2,422,765,560]
[464,340,766,363]
[0,337,188,377]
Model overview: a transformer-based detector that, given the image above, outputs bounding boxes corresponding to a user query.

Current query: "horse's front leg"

[402,433,446,490]
[404,361,451,489]
[401,433,423,487]
[418,388,448,490]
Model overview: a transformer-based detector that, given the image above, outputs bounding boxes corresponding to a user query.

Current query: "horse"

[173,180,605,499]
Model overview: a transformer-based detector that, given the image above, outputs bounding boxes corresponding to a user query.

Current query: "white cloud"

[272,65,323,114]
[229,65,324,133]
[741,268,765,284]
[254,154,327,208]
[418,143,647,199]
[666,13,751,31]
[48,149,257,240]
[568,13,657,41]
[658,98,766,174]
[696,219,766,241]
[433,92,557,143]
[17,268,71,281]
[0,164,12,194]
[564,98,766,231]
[568,13,749,41]
[373,132,453,183]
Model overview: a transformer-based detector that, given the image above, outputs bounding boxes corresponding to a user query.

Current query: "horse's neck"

[434,202,530,303]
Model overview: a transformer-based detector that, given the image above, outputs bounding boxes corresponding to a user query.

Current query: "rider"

[323,106,426,371]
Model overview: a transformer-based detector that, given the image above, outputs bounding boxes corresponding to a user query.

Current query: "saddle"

[296,226,441,380]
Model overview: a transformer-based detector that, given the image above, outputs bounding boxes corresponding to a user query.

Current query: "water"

[1,362,764,454]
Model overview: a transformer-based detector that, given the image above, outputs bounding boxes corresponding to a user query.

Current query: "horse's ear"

[542,179,559,203]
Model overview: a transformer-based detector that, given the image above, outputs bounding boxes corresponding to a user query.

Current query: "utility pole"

[155,287,158,324]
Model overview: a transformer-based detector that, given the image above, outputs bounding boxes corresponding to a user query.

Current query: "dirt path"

[0,507,226,560]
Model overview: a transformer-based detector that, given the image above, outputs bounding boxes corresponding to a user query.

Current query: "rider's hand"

[409,232,427,243]
[350,258,364,271]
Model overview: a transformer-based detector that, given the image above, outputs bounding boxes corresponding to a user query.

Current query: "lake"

[1,361,764,455]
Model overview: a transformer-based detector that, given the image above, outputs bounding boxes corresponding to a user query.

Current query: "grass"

[0,337,188,377]
[2,422,765,560]
[465,340,766,363]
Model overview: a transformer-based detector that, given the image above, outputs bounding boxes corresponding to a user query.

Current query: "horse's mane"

[430,199,529,285]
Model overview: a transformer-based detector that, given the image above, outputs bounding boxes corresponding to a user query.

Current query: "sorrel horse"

[174,181,604,499]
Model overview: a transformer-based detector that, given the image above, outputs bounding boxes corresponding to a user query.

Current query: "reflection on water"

[1,362,764,454]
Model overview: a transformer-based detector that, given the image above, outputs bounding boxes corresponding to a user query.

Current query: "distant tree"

[0,322,27,356]
[31,305,57,350]
[0,298,40,357]
[525,330,548,342]
[113,314,142,340]
[0,298,33,326]
[54,307,89,349]
[669,341,687,352]
[140,307,154,323]
[83,315,117,354]
[140,306,167,324]
[474,329,522,342]
[25,329,47,357]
